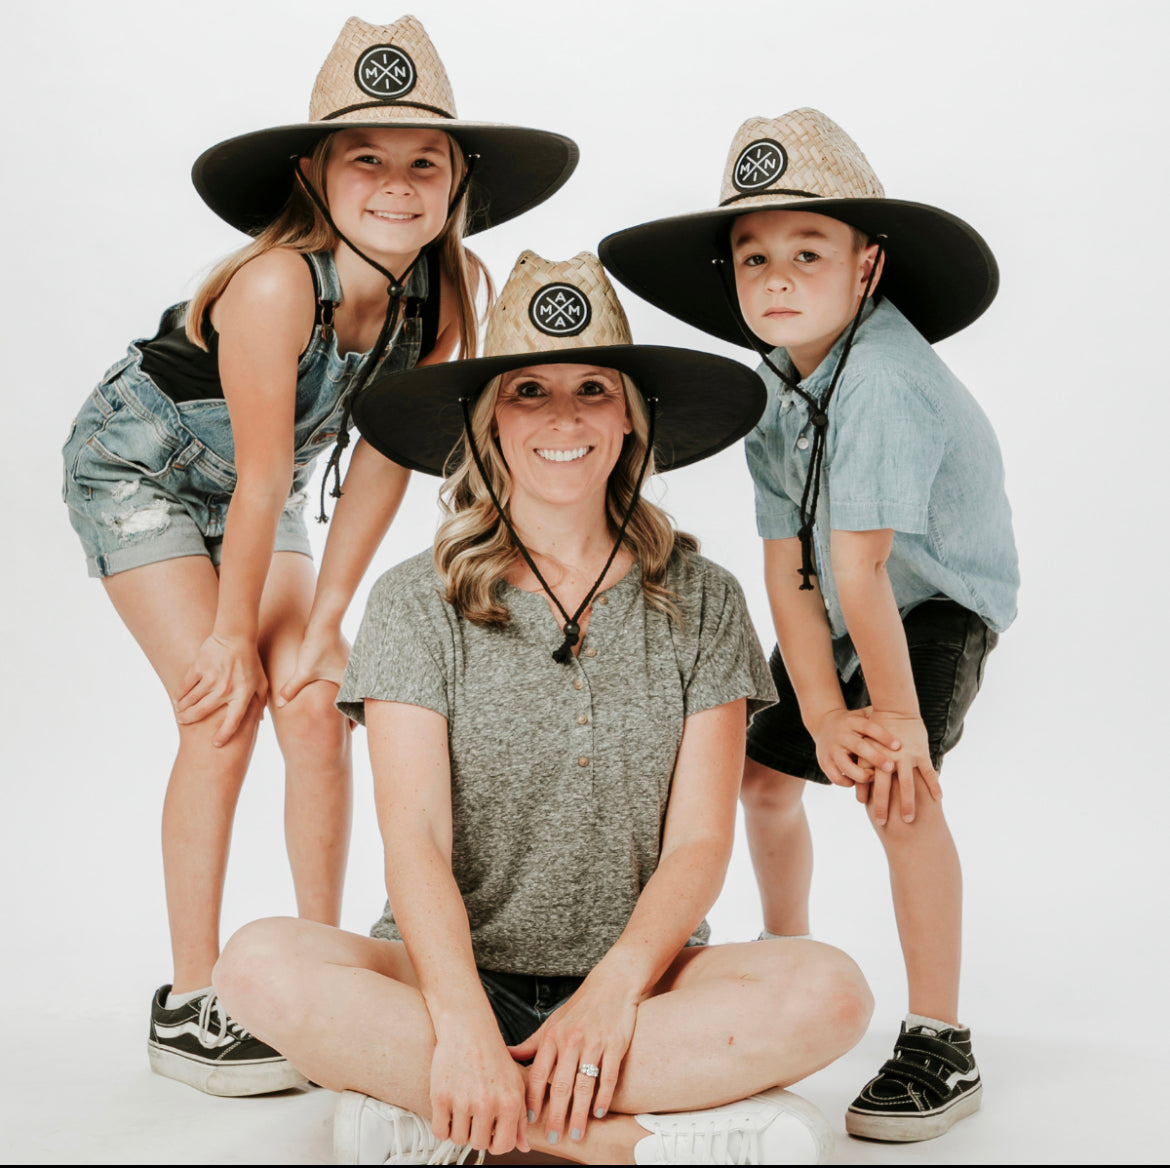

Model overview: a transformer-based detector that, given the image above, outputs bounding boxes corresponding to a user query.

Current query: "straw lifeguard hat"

[599,108,997,344]
[353,251,766,475]
[192,15,578,236]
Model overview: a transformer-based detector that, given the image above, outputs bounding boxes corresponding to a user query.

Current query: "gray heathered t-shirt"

[337,547,777,977]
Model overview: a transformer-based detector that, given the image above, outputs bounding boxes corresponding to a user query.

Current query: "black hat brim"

[352,346,766,476]
[192,122,579,236]
[599,199,998,345]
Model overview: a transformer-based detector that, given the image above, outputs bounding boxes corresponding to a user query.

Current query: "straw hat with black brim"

[598,109,997,346]
[354,251,766,663]
[192,15,578,237]
[353,250,766,477]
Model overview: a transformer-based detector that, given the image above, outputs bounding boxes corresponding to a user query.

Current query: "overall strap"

[302,252,341,342]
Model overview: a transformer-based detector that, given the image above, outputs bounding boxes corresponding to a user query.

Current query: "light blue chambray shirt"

[744,297,1019,679]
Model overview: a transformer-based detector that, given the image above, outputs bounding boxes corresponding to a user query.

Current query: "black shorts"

[745,598,998,783]
[478,969,585,1047]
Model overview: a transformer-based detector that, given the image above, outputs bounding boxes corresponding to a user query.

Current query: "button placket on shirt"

[568,591,606,784]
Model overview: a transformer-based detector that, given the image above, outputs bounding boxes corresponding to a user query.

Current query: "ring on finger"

[577,1063,600,1078]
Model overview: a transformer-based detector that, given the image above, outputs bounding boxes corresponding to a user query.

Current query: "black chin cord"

[291,154,479,521]
[713,236,885,588]
[458,396,658,664]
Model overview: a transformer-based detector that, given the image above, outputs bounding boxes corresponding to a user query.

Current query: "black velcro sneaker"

[845,1021,983,1142]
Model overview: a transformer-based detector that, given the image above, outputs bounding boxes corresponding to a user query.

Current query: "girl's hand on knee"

[811,707,900,788]
[510,969,638,1146]
[174,633,268,746]
[430,1025,529,1156]
[275,626,351,709]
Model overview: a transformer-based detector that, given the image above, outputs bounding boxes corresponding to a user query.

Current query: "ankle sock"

[905,1011,960,1033]
[166,986,211,1009]
[758,929,813,941]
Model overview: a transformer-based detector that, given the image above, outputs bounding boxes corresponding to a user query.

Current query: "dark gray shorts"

[745,598,998,782]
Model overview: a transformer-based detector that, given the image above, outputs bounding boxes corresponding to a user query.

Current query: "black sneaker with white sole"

[147,984,307,1096]
[845,1021,982,1142]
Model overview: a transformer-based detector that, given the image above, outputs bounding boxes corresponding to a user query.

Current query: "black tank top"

[139,249,442,403]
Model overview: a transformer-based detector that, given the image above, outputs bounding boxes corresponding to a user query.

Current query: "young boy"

[599,109,1018,1142]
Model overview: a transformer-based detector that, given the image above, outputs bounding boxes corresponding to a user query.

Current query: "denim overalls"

[62,250,427,577]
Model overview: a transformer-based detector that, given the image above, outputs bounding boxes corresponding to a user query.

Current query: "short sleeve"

[828,369,945,535]
[679,560,778,721]
[745,420,803,541]
[336,566,450,726]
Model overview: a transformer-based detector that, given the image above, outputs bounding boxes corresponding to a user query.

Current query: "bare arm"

[831,527,940,819]
[366,699,529,1156]
[174,249,315,743]
[279,284,462,704]
[764,537,899,785]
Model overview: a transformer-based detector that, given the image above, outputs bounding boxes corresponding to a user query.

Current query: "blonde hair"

[185,131,491,357]
[434,371,698,627]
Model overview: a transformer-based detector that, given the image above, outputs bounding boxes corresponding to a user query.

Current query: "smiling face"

[730,210,882,378]
[492,364,633,514]
[317,126,455,263]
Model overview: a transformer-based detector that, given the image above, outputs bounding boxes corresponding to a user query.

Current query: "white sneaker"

[332,1091,484,1165]
[634,1088,833,1164]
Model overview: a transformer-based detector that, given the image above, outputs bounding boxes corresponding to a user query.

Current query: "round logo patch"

[354,45,417,99]
[732,139,788,193]
[529,284,591,337]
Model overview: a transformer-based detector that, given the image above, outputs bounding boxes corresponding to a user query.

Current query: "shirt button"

[796,436,810,450]
[578,756,590,767]
[577,714,588,725]
[584,646,597,658]
[597,595,609,606]
[573,678,584,690]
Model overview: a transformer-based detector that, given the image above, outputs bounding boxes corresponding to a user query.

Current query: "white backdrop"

[2,0,1168,1135]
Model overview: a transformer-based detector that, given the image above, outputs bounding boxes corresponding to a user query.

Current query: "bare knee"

[175,702,263,768]
[759,942,873,1057]
[213,916,303,1030]
[740,759,806,815]
[273,681,348,762]
[865,774,946,843]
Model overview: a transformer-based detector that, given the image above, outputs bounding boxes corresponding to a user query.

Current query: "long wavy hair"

[184,131,490,357]
[434,371,698,627]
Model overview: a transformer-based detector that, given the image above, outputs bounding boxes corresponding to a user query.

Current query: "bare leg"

[866,772,962,1024]
[104,556,261,991]
[740,760,813,936]
[259,553,352,926]
[215,921,871,1165]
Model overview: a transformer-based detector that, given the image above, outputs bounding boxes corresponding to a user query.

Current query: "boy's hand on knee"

[863,712,941,824]
[811,708,901,788]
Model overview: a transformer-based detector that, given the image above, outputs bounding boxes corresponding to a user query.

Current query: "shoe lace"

[426,1141,484,1165]
[649,1117,760,1165]
[195,992,252,1049]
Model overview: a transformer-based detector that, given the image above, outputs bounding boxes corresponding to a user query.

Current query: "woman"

[214,253,872,1163]
[59,16,576,1095]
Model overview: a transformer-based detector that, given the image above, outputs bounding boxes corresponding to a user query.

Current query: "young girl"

[60,16,576,1096]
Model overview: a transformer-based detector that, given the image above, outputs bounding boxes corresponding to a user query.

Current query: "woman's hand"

[810,707,901,788]
[174,633,267,746]
[510,965,639,1146]
[430,1021,530,1156]
[855,710,941,823]
[275,625,351,709]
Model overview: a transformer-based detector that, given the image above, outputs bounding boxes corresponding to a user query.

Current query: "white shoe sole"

[147,1039,307,1097]
[845,1081,982,1142]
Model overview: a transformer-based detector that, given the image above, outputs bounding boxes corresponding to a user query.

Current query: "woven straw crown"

[308,14,457,125]
[719,108,884,210]
[484,252,633,358]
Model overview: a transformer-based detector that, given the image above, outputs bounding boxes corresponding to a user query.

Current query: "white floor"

[3,996,1164,1165]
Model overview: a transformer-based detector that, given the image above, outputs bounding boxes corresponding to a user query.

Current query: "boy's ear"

[863,245,886,297]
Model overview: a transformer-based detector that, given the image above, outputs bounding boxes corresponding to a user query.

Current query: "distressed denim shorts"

[478,969,586,1048]
[746,597,999,782]
[62,362,313,579]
